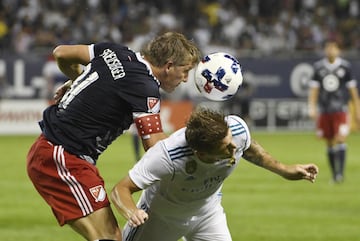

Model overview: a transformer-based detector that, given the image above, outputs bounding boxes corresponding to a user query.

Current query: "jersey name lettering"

[100,49,125,80]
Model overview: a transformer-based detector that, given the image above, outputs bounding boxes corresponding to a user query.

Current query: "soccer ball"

[194,52,243,101]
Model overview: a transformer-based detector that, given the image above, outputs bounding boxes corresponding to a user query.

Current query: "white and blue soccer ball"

[194,52,243,101]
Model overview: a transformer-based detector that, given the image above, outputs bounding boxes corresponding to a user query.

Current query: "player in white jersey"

[111,107,319,241]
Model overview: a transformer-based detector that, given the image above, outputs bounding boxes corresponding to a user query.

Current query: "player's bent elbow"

[52,45,68,60]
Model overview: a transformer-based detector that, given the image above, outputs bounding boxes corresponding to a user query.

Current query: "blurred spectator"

[0,11,9,51]
[0,59,6,99]
[127,123,142,162]
[1,0,360,56]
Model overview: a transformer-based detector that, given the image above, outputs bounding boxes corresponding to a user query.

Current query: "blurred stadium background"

[1,1,360,241]
[1,0,360,134]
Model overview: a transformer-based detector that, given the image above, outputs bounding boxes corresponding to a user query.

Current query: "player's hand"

[128,209,149,227]
[284,164,319,183]
[53,80,72,104]
[301,164,319,183]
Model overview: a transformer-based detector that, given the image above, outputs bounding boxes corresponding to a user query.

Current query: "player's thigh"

[184,207,231,241]
[123,212,185,241]
[317,113,332,139]
[69,206,121,241]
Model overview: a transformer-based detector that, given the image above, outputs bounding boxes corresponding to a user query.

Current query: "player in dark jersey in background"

[26,32,201,241]
[308,40,360,184]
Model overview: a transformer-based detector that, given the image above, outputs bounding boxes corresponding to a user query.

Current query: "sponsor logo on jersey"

[322,74,339,92]
[89,185,106,202]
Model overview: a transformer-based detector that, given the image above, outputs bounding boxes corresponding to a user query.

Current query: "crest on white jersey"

[185,160,197,174]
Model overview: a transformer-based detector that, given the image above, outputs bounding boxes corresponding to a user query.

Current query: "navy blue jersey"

[40,43,161,164]
[310,57,355,113]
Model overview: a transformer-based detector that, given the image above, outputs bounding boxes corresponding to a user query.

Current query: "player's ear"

[165,61,174,73]
[194,150,206,159]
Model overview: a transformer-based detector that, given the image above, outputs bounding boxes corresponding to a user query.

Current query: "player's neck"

[327,56,337,63]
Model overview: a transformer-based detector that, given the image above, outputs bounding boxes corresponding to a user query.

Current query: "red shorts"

[26,135,110,226]
[317,112,349,140]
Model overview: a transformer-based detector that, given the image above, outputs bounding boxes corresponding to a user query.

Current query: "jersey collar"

[323,57,341,71]
[136,52,161,86]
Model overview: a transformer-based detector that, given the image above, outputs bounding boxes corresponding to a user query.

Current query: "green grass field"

[1,131,359,241]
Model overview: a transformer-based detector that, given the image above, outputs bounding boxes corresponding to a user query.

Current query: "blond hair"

[141,32,201,67]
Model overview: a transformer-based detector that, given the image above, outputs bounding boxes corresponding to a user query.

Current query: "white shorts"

[122,199,232,241]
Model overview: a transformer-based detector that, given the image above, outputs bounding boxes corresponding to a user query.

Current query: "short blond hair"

[141,32,201,67]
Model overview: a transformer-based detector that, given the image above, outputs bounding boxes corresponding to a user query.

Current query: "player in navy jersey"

[26,32,201,241]
[110,107,319,241]
[308,41,360,183]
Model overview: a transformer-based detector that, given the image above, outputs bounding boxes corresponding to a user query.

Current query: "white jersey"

[129,115,251,219]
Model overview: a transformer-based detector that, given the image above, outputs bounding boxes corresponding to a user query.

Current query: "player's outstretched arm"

[243,140,319,183]
[110,176,148,227]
